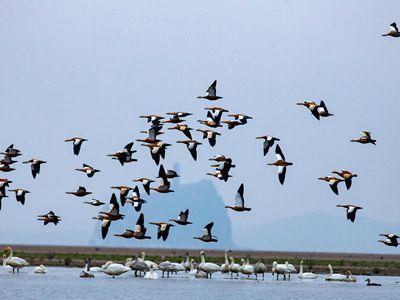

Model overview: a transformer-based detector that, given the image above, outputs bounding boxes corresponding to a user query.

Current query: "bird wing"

[275,144,285,161]
[206,80,217,97]
[204,222,214,236]
[109,193,119,215]
[278,166,286,185]
[391,22,399,32]
[101,220,111,239]
[361,131,371,138]
[179,209,189,222]
[235,184,245,207]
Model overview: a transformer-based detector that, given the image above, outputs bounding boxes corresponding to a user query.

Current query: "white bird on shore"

[325,264,356,282]
[198,251,220,279]
[3,247,29,274]
[298,260,318,279]
[34,264,47,274]
[272,261,291,280]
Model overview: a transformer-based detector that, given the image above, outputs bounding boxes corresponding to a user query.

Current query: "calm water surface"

[0,267,399,300]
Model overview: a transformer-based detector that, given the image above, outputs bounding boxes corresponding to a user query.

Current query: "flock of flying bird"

[1,23,400,278]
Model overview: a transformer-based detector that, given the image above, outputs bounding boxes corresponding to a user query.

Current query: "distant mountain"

[233,210,400,253]
[89,175,236,249]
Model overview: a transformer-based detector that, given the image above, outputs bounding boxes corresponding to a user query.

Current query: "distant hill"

[233,210,400,253]
[89,176,236,249]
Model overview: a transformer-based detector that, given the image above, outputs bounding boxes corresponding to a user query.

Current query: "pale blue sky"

[1,1,399,252]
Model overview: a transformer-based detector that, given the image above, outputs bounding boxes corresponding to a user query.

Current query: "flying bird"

[65,137,88,155]
[141,142,171,165]
[256,135,280,156]
[378,233,399,247]
[23,159,46,179]
[126,186,147,212]
[37,211,61,225]
[149,222,174,241]
[169,209,192,225]
[336,205,363,222]
[114,213,151,240]
[296,101,320,120]
[133,178,155,195]
[139,114,165,125]
[176,140,202,161]
[110,185,134,206]
[1,144,22,157]
[204,107,228,124]
[107,142,137,166]
[351,131,376,145]
[150,165,174,193]
[267,145,293,185]
[8,189,30,205]
[75,164,101,178]
[84,199,105,206]
[197,112,223,128]
[382,22,400,37]
[169,124,193,139]
[66,186,92,197]
[332,170,357,190]
[318,176,344,195]
[93,193,124,239]
[227,113,253,125]
[194,222,218,242]
[197,80,222,101]
[196,129,221,147]
[225,184,251,212]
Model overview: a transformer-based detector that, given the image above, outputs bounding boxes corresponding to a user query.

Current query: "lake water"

[0,267,399,300]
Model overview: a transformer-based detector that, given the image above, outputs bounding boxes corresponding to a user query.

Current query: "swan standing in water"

[34,265,47,274]
[100,261,131,278]
[298,260,318,279]
[229,257,240,278]
[253,258,267,280]
[325,264,356,282]
[285,261,297,280]
[272,261,291,280]
[144,264,158,280]
[182,252,191,272]
[198,251,220,279]
[240,258,254,278]
[3,247,29,274]
[221,250,231,274]
[140,252,158,270]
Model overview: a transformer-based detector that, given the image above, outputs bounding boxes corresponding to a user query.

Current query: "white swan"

[198,251,220,279]
[80,259,95,278]
[229,257,240,278]
[34,265,47,274]
[101,261,130,278]
[126,257,149,277]
[272,261,291,280]
[240,258,254,277]
[285,261,297,280]
[189,259,198,275]
[140,252,158,270]
[182,252,191,272]
[3,247,29,274]
[298,260,318,279]
[144,265,158,280]
[325,264,356,282]
[221,250,230,274]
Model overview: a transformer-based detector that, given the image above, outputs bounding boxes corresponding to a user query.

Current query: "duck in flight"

[150,165,174,193]
[331,170,357,190]
[197,112,223,128]
[382,22,400,37]
[169,124,193,139]
[176,140,202,161]
[169,209,192,225]
[351,131,376,145]
[297,101,319,119]
[107,142,137,166]
[93,193,124,239]
[227,113,253,125]
[75,164,100,178]
[204,107,228,124]
[141,141,171,165]
[1,144,22,158]
[150,222,174,241]
[84,199,105,207]
[225,183,251,212]
[318,176,344,195]
[196,129,221,147]
[336,204,363,222]
[23,159,46,179]
[378,233,399,247]
[140,114,165,125]
[256,135,280,156]
[126,186,147,212]
[197,80,222,101]
[110,185,133,206]
[267,145,293,185]
[166,112,192,118]
[8,189,30,205]
[66,186,92,197]
[37,211,61,225]
[114,213,151,240]
[133,178,155,195]
[65,137,87,155]
[194,222,218,242]
[209,156,235,182]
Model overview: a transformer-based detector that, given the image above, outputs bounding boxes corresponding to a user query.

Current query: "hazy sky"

[1,1,400,252]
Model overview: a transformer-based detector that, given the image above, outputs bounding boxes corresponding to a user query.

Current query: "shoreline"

[2,244,400,276]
